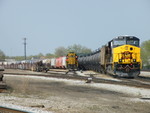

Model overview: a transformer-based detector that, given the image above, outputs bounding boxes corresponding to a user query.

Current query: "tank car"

[78,50,101,72]
[78,36,142,78]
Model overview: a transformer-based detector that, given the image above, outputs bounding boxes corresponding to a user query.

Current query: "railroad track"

[137,75,150,81]
[113,77,150,89]
[4,70,150,89]
[0,82,7,89]
[0,106,28,113]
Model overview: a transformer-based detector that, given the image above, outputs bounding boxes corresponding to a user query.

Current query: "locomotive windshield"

[126,39,139,47]
[113,39,126,47]
[113,36,140,47]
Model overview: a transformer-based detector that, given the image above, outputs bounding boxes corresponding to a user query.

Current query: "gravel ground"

[140,71,150,77]
[0,75,150,113]
[0,69,150,113]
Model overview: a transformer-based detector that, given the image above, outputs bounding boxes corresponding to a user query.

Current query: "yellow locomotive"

[66,52,78,70]
[78,36,142,78]
[101,36,142,77]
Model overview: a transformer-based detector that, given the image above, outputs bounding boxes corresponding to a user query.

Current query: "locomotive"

[78,36,142,77]
[66,52,78,70]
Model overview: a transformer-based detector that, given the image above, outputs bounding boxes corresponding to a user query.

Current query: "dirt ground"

[0,70,150,113]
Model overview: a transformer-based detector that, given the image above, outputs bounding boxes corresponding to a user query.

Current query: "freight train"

[1,52,78,73]
[1,36,142,78]
[78,36,142,78]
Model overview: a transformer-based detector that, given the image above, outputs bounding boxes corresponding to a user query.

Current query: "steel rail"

[4,71,150,89]
[0,106,29,113]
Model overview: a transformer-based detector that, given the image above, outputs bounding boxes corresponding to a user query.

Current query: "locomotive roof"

[68,52,75,53]
[113,36,139,40]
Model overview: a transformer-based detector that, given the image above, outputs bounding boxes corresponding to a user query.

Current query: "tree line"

[0,44,92,61]
[141,40,150,69]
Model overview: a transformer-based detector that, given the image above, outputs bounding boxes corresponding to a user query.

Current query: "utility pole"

[23,38,27,60]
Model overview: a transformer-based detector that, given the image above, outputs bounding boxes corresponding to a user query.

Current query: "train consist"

[1,52,78,73]
[78,36,142,77]
[0,36,142,78]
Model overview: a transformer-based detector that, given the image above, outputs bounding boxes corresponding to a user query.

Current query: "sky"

[0,0,150,56]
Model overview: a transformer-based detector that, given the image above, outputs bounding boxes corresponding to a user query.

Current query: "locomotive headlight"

[119,59,122,62]
[133,59,136,62]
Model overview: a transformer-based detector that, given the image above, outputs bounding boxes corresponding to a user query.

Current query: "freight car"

[0,66,4,81]
[31,60,49,72]
[78,36,142,78]
[2,56,67,72]
[55,56,66,69]
[50,58,56,68]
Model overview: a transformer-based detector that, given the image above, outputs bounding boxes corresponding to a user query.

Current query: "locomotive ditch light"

[133,59,136,62]
[119,59,122,62]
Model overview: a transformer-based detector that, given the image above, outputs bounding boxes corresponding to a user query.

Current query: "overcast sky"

[0,0,150,56]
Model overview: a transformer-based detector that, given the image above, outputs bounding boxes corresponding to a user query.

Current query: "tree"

[45,53,55,58]
[141,40,150,67]
[0,50,5,60]
[54,46,67,57]
[67,44,92,54]
[37,53,44,59]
